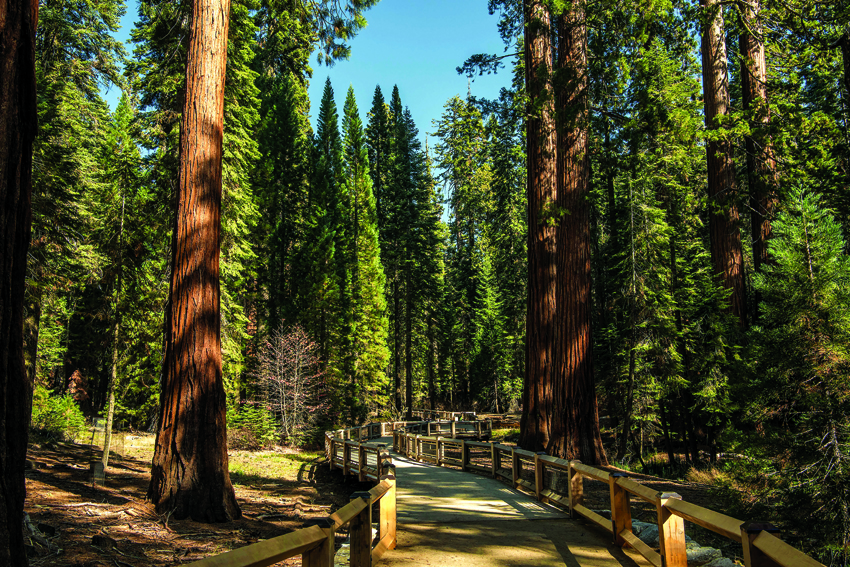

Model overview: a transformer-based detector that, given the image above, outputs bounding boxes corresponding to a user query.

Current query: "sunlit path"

[374,437,651,567]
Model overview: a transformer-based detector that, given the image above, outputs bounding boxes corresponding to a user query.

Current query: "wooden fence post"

[609,472,632,546]
[461,440,468,472]
[415,435,421,461]
[302,518,334,567]
[380,474,397,551]
[491,442,500,478]
[451,421,456,438]
[656,492,687,567]
[741,521,781,567]
[349,491,372,567]
[358,445,366,482]
[435,437,442,465]
[343,442,351,477]
[328,439,335,471]
[535,452,546,502]
[568,461,583,519]
[511,448,520,488]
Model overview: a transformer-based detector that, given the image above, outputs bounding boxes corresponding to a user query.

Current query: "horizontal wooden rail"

[393,424,826,567]
[186,473,397,567]
[187,422,398,567]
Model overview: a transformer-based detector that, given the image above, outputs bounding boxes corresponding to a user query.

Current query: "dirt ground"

[23,433,363,566]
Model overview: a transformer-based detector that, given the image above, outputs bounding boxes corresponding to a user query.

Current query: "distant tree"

[739,0,777,283]
[700,0,747,326]
[341,86,390,422]
[0,0,39,561]
[147,0,241,522]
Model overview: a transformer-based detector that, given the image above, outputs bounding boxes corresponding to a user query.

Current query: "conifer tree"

[305,78,346,412]
[341,86,390,421]
[748,187,850,557]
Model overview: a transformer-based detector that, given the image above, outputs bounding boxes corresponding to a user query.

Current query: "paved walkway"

[376,440,651,567]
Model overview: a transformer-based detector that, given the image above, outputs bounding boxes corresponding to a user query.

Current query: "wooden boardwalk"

[376,439,651,567]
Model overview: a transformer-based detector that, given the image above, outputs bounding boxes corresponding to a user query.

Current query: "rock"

[687,546,722,566]
[631,520,654,535]
[636,524,659,547]
[703,558,738,567]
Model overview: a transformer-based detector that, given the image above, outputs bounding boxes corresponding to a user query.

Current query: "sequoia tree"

[147,0,241,521]
[519,0,558,452]
[740,0,776,277]
[0,0,38,561]
[700,0,747,326]
[550,4,607,464]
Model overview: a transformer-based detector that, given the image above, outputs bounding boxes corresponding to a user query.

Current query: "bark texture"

[147,0,240,522]
[700,0,747,326]
[740,0,776,275]
[519,0,558,453]
[550,6,607,465]
[0,0,38,561]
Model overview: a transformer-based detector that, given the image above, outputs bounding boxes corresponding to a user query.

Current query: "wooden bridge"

[188,419,824,567]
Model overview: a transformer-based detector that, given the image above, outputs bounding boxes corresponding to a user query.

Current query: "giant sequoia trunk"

[700,0,747,327]
[147,0,240,522]
[0,0,38,561]
[549,6,607,465]
[740,0,776,278]
[519,0,558,452]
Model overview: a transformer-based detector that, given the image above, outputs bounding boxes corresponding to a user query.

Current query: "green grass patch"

[490,428,520,443]
[228,449,322,486]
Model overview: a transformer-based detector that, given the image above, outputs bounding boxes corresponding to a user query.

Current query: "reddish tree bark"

[549,5,607,465]
[519,0,558,453]
[147,0,240,522]
[740,0,777,277]
[0,0,38,561]
[700,0,747,327]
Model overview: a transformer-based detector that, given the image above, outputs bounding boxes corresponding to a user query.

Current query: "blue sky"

[306,0,513,141]
[106,0,514,143]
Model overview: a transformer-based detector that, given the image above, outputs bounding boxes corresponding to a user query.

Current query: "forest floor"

[23,432,361,566]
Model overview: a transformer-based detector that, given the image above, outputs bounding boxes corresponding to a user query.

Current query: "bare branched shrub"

[254,325,328,446]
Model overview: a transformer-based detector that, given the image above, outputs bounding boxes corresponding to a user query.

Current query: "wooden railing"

[186,423,397,567]
[393,426,826,567]
[411,408,477,421]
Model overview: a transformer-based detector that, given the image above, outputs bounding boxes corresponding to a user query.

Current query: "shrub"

[31,384,87,442]
[227,401,278,450]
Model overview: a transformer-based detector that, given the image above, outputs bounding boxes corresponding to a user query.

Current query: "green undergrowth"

[489,428,520,444]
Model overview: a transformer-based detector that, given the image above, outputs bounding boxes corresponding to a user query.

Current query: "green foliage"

[227,402,279,450]
[31,385,88,442]
[746,187,850,561]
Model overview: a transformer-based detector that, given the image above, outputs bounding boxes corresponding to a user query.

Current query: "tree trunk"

[102,197,124,469]
[393,276,402,411]
[548,4,607,465]
[147,0,240,522]
[404,263,413,420]
[740,0,776,282]
[519,0,558,453]
[427,312,436,409]
[700,0,747,327]
[0,0,38,561]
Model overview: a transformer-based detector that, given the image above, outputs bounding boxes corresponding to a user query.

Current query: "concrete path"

[376,440,651,567]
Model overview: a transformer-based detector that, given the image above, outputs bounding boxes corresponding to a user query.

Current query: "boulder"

[687,546,722,566]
